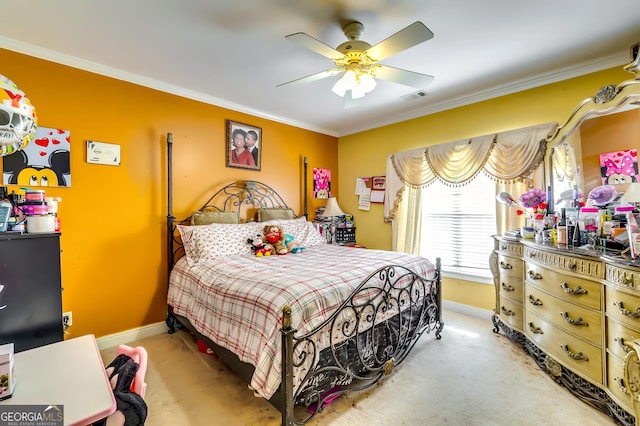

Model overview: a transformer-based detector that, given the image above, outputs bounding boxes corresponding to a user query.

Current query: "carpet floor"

[100,310,618,425]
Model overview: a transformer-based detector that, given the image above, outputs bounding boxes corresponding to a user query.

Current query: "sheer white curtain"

[385,122,557,251]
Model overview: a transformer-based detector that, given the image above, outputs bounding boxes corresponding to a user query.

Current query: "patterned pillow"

[294,221,326,247]
[178,222,261,265]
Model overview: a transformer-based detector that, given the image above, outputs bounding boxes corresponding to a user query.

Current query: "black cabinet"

[0,233,63,352]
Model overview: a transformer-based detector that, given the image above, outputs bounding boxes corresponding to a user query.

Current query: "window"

[418,174,496,279]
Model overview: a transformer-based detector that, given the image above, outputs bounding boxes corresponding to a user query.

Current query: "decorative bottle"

[557,208,567,246]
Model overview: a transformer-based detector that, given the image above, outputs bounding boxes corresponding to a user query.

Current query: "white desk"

[0,334,116,425]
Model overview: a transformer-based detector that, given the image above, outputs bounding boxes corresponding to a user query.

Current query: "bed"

[164,135,443,425]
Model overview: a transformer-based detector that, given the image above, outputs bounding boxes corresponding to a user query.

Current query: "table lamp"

[623,182,640,211]
[321,197,345,244]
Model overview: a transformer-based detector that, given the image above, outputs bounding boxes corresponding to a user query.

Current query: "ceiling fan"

[278,20,435,107]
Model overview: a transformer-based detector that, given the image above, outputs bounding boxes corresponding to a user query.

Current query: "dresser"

[492,236,640,426]
[0,233,63,352]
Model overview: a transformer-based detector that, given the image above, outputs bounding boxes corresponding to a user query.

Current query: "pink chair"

[115,345,147,398]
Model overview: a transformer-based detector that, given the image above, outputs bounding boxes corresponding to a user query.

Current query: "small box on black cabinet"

[0,342,15,400]
[335,227,356,245]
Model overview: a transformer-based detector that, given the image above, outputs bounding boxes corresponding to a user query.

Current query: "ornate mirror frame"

[545,42,640,212]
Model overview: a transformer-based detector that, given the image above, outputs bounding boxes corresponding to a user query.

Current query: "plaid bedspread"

[167,244,435,399]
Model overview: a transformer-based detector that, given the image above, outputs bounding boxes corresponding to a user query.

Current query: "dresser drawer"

[525,310,603,384]
[526,285,602,346]
[606,317,640,361]
[497,297,523,331]
[525,262,601,311]
[606,263,640,290]
[607,353,633,412]
[606,286,640,330]
[499,274,523,302]
[498,254,523,279]
[496,240,523,257]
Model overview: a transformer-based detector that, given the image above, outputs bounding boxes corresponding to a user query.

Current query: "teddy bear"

[263,225,288,255]
[247,232,274,257]
[285,233,305,253]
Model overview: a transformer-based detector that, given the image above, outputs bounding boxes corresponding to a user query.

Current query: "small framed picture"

[372,176,386,190]
[226,120,261,171]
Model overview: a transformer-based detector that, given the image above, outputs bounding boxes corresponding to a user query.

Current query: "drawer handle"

[501,282,514,292]
[622,272,635,287]
[500,244,507,251]
[568,261,577,271]
[500,261,512,270]
[559,283,587,295]
[528,270,542,280]
[528,295,543,306]
[530,252,537,257]
[614,301,640,319]
[501,306,515,316]
[614,377,630,395]
[528,322,543,334]
[615,337,633,353]
[560,344,589,361]
[560,312,588,326]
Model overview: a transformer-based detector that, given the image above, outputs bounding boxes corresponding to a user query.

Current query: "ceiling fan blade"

[343,90,360,109]
[277,67,343,88]
[372,65,434,89]
[285,32,345,60]
[364,22,434,62]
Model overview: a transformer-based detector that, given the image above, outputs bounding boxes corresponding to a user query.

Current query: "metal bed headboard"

[165,133,308,274]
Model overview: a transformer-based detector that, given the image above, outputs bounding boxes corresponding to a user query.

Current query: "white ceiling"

[1,1,640,137]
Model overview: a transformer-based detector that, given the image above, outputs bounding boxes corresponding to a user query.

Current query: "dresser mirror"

[545,43,640,212]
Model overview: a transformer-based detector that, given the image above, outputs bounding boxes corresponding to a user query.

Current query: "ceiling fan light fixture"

[332,69,376,99]
[351,85,366,99]
[331,69,355,97]
[331,79,347,97]
[359,72,377,93]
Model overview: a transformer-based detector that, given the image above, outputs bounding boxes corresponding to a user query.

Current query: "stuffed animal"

[247,233,274,257]
[284,233,305,253]
[263,225,288,255]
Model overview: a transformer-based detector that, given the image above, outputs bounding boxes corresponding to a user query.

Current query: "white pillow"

[178,222,261,265]
[259,218,326,247]
[295,221,327,247]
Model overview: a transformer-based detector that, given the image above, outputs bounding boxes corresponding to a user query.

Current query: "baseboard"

[96,321,168,350]
[443,300,493,321]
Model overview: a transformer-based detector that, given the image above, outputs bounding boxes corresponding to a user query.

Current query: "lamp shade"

[322,197,345,217]
[624,182,640,203]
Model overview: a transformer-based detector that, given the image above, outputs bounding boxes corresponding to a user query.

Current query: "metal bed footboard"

[281,259,443,425]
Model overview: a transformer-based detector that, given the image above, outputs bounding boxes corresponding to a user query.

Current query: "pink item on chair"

[116,345,147,398]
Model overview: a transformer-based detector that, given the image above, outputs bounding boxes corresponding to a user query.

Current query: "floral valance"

[384,122,558,222]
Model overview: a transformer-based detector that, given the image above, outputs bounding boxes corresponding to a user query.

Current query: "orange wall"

[0,48,338,339]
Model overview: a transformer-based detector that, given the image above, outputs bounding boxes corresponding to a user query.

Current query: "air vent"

[401,90,428,101]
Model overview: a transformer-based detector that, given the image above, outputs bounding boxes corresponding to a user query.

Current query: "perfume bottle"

[557,208,567,246]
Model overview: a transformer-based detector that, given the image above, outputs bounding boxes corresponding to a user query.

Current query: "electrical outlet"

[63,311,72,328]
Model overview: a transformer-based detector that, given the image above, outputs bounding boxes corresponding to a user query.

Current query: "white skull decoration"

[0,74,37,156]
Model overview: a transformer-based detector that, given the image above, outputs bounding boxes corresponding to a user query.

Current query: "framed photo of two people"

[226,119,262,171]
